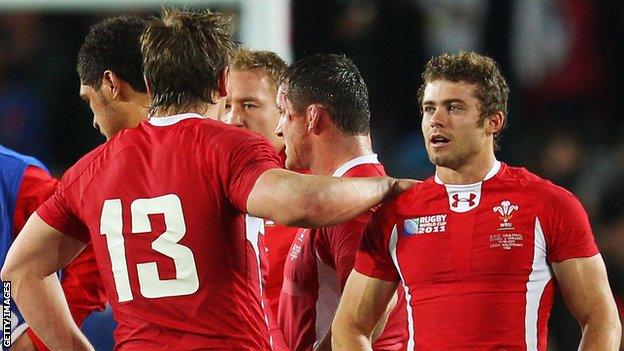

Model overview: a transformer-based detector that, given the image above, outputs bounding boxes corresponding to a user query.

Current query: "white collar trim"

[434,159,501,186]
[147,113,204,126]
[332,154,380,177]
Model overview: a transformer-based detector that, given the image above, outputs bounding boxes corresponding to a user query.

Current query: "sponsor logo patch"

[403,214,447,235]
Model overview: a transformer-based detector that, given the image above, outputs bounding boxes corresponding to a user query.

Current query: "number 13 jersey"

[38,114,282,350]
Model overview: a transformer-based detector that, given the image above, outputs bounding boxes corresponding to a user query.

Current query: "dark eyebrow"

[422,99,466,105]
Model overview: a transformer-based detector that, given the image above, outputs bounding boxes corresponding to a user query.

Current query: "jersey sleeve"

[36,177,90,242]
[541,187,599,263]
[223,135,282,212]
[13,165,57,237]
[61,244,107,325]
[354,205,400,282]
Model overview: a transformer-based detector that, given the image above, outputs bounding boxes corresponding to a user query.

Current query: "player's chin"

[429,153,455,168]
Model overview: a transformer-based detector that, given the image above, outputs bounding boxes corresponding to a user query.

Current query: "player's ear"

[218,66,229,98]
[104,70,126,101]
[101,70,117,100]
[486,111,505,136]
[306,104,325,135]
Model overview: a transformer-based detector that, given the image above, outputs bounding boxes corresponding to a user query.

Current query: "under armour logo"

[451,193,477,207]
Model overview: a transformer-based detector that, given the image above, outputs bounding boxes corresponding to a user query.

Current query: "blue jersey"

[0,145,48,348]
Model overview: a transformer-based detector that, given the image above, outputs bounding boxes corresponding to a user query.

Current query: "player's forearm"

[578,312,622,351]
[277,175,401,227]
[7,272,93,351]
[249,170,415,227]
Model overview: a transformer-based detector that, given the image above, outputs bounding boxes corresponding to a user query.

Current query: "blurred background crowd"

[0,0,623,349]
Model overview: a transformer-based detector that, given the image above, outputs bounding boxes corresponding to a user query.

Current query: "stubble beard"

[427,143,479,171]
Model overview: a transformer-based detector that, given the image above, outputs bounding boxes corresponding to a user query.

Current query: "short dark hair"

[142,8,236,113]
[417,52,509,146]
[231,49,288,91]
[278,54,371,135]
[77,15,147,93]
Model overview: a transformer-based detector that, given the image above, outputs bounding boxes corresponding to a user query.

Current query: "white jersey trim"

[147,113,204,126]
[434,159,501,185]
[436,159,501,213]
[389,225,415,351]
[524,217,552,350]
[331,154,380,177]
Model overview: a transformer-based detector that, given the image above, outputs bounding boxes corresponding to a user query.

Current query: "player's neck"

[436,149,496,185]
[310,134,373,176]
[126,93,150,127]
[150,102,220,120]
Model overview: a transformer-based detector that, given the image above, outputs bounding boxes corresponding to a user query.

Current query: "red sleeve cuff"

[35,207,88,242]
[353,258,400,283]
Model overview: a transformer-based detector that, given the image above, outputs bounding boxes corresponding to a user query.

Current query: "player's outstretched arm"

[247,169,416,228]
[1,213,94,351]
[553,255,622,350]
[331,270,398,350]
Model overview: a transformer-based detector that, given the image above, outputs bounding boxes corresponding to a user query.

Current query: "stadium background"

[0,0,622,349]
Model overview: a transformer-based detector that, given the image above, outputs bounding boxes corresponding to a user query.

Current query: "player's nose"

[275,115,285,137]
[225,109,244,127]
[429,108,446,128]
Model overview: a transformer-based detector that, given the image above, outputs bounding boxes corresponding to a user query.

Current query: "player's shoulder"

[201,118,266,142]
[196,118,272,155]
[374,176,435,220]
[396,176,439,207]
[342,163,386,178]
[501,164,578,205]
[59,142,110,187]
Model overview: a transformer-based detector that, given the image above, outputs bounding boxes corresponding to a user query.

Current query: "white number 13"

[100,194,199,302]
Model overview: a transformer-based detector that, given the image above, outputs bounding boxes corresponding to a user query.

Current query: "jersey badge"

[403,214,447,235]
[490,201,524,250]
[493,200,519,231]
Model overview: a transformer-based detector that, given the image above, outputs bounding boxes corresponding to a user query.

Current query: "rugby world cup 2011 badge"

[403,214,447,235]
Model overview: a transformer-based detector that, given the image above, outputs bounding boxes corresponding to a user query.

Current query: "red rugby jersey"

[355,161,599,350]
[38,114,282,350]
[279,154,407,351]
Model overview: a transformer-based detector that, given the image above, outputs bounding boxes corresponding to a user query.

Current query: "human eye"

[448,104,463,112]
[242,103,257,110]
[422,105,435,114]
